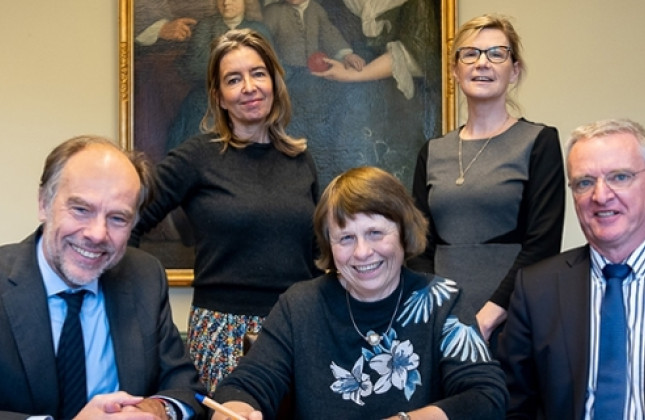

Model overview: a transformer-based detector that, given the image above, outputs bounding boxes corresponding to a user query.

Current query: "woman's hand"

[311,58,361,82]
[312,52,394,83]
[342,53,366,71]
[476,301,508,342]
[382,405,448,420]
[211,401,263,420]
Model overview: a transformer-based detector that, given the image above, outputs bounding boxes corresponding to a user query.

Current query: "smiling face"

[568,132,645,261]
[453,28,519,105]
[38,145,140,288]
[329,213,404,302]
[216,46,274,139]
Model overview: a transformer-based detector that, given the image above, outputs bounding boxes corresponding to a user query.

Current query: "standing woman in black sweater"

[130,29,319,394]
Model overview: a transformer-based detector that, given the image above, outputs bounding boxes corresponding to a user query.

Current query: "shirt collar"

[223,15,243,29]
[292,0,310,14]
[589,241,645,281]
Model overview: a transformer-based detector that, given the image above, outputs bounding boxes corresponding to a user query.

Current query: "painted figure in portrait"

[124,0,445,271]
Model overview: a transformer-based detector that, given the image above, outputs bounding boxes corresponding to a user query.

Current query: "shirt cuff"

[152,395,195,420]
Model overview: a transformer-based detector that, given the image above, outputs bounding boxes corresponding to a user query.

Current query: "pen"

[195,393,246,420]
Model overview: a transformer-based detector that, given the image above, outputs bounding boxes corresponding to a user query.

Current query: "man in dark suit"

[0,136,205,419]
[499,118,645,419]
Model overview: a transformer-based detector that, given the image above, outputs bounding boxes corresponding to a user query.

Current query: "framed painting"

[119,0,456,286]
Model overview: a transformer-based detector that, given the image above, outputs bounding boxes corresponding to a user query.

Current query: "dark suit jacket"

[0,230,206,419]
[499,245,591,420]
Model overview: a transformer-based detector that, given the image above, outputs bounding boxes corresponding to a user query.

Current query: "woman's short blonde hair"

[313,166,428,271]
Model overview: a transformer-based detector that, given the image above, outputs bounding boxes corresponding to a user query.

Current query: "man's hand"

[159,17,197,42]
[74,391,162,419]
[135,397,168,418]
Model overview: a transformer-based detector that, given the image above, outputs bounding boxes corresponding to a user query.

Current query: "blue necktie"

[56,291,87,420]
[596,264,631,418]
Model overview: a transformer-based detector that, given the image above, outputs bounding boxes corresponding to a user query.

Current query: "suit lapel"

[102,270,146,393]
[557,246,591,419]
[2,234,60,412]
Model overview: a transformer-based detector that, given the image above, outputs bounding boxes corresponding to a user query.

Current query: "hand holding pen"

[196,393,263,420]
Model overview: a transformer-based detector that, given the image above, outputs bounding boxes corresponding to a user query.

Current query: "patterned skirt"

[187,306,264,395]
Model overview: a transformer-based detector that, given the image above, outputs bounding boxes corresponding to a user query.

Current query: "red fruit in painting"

[307,51,330,72]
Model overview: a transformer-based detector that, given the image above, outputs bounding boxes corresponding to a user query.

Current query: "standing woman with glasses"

[410,14,565,353]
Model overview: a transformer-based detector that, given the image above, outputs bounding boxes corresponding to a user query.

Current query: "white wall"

[1,1,118,241]
[2,1,644,329]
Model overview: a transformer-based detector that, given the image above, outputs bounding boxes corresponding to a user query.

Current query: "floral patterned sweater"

[213,268,508,419]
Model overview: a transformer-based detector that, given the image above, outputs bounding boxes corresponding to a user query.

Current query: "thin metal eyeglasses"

[568,168,645,195]
[456,46,513,64]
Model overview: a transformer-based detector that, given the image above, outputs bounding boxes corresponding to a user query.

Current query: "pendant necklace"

[456,115,510,186]
[345,277,404,347]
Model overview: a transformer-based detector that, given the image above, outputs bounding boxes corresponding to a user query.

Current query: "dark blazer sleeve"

[0,233,63,418]
[104,247,206,418]
[0,233,206,419]
[498,246,591,420]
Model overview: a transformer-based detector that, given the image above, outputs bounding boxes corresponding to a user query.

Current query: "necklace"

[456,115,510,186]
[345,277,404,347]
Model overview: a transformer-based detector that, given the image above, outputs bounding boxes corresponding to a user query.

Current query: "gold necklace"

[456,115,510,186]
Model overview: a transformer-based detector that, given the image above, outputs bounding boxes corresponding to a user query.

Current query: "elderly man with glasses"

[499,118,645,419]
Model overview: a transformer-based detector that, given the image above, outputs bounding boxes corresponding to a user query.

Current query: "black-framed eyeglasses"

[456,46,513,64]
[568,168,645,195]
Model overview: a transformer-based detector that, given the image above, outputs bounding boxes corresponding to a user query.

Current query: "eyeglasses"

[456,46,513,64]
[568,169,645,195]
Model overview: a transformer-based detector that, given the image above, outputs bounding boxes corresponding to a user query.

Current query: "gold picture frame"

[119,0,456,287]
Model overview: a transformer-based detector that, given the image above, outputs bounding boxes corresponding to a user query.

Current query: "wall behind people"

[460,0,645,255]
[1,0,644,330]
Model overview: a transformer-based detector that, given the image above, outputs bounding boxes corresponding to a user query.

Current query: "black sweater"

[215,269,508,419]
[131,134,319,316]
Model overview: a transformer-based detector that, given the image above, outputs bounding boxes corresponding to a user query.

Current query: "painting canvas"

[119,0,456,285]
